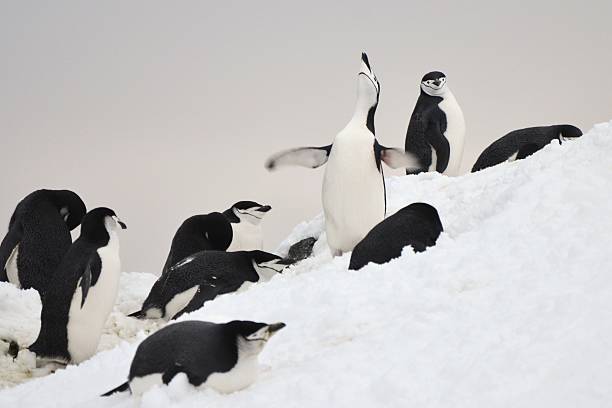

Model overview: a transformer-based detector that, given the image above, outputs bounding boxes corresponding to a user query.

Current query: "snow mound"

[1,122,611,407]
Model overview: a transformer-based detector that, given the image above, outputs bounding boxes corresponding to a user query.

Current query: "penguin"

[28,207,127,364]
[0,189,86,296]
[102,320,286,396]
[349,203,443,270]
[222,201,272,252]
[404,71,466,176]
[160,202,271,275]
[131,250,290,321]
[471,124,583,172]
[286,237,317,263]
[265,53,419,256]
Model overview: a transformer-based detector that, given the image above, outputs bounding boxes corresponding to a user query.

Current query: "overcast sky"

[1,1,611,273]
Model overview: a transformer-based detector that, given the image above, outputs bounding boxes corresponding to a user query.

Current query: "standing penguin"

[471,124,583,172]
[265,53,418,256]
[349,203,443,270]
[102,320,286,396]
[28,207,127,364]
[222,201,272,252]
[404,71,466,176]
[0,189,86,296]
[132,250,290,321]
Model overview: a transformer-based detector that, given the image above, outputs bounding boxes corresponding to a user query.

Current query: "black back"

[471,124,583,172]
[162,212,233,275]
[349,203,443,270]
[142,250,281,319]
[0,189,86,296]
[404,89,449,174]
[29,208,114,362]
[128,320,266,386]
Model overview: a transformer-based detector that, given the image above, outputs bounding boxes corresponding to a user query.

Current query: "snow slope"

[1,122,611,407]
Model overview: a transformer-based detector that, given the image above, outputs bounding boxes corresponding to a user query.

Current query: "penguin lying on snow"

[161,201,272,275]
[27,207,127,364]
[0,189,86,296]
[265,53,419,256]
[102,320,285,396]
[131,250,291,321]
[405,71,466,176]
[471,124,583,172]
[349,203,443,270]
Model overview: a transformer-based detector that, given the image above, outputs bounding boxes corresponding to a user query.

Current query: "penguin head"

[249,250,292,280]
[557,124,583,144]
[230,201,272,225]
[420,71,447,97]
[228,320,286,356]
[357,52,380,109]
[80,207,127,244]
[47,190,87,230]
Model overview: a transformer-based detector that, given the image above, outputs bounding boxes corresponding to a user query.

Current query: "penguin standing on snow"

[222,201,272,252]
[471,124,583,172]
[28,207,127,364]
[265,53,419,256]
[102,320,286,396]
[0,189,86,296]
[404,71,466,176]
[131,250,290,321]
[349,203,443,270]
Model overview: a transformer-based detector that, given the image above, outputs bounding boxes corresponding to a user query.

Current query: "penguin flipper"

[426,125,450,173]
[516,143,541,160]
[265,145,332,170]
[374,140,421,170]
[0,225,22,282]
[101,381,130,396]
[78,254,102,308]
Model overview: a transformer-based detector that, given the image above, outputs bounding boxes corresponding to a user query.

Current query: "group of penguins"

[0,52,582,398]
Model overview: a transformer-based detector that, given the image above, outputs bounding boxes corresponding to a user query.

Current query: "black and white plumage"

[0,189,86,296]
[349,203,443,270]
[132,250,290,321]
[265,53,419,256]
[222,201,272,252]
[471,125,583,172]
[102,320,286,396]
[29,207,126,364]
[405,71,466,176]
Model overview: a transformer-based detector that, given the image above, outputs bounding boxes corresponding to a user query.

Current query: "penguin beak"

[266,322,286,336]
[433,79,441,86]
[118,220,127,230]
[258,205,272,213]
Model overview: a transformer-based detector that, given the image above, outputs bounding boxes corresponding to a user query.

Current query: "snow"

[1,121,612,407]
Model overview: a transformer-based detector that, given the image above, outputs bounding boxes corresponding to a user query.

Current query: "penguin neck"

[349,98,378,134]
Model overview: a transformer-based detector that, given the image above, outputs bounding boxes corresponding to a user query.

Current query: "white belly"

[507,151,518,162]
[322,128,385,254]
[5,244,21,288]
[164,285,199,320]
[439,91,465,176]
[67,235,121,363]
[226,222,262,252]
[204,354,259,393]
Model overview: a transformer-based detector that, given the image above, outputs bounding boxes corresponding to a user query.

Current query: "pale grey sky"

[1,1,611,273]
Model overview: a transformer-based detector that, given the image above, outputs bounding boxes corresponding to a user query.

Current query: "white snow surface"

[1,122,611,407]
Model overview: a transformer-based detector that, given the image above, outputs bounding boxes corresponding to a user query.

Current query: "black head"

[248,250,292,280]
[225,320,286,342]
[420,71,447,96]
[46,190,87,230]
[79,207,126,245]
[226,201,272,225]
[557,124,583,143]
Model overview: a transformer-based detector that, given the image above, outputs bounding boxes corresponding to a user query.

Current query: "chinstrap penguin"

[265,53,419,256]
[471,124,583,172]
[0,189,86,296]
[102,320,286,397]
[404,71,466,176]
[222,201,272,252]
[131,250,290,321]
[28,207,127,365]
[349,203,443,270]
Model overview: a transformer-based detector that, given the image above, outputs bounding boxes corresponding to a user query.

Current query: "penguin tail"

[127,310,144,318]
[101,381,130,397]
[1,338,20,359]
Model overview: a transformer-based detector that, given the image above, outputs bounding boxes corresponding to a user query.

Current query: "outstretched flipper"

[426,124,450,173]
[265,145,332,170]
[101,381,130,396]
[374,140,421,170]
[0,225,22,282]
